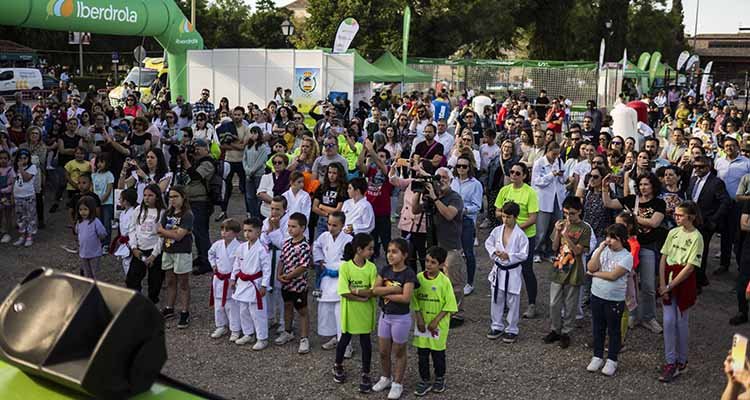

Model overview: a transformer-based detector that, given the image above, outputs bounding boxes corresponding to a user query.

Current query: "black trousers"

[721,201,742,268]
[36,193,44,227]
[125,249,164,303]
[221,161,246,213]
[335,333,372,373]
[372,215,392,259]
[696,228,714,286]
[403,230,427,272]
[738,246,750,316]
[417,348,446,381]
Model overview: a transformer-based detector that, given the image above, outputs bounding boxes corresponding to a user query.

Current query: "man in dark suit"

[687,155,730,288]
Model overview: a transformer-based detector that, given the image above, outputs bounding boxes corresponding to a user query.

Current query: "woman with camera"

[119,148,172,204]
[390,156,429,272]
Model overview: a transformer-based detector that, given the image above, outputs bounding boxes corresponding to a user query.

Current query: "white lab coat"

[485,224,529,296]
[531,155,566,213]
[312,231,353,302]
[231,240,272,303]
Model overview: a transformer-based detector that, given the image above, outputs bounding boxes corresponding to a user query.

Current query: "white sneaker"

[463,284,474,296]
[0,233,11,243]
[276,324,286,334]
[387,382,403,399]
[112,221,119,230]
[210,327,228,339]
[235,334,255,345]
[321,337,338,350]
[229,331,242,342]
[12,237,25,247]
[533,255,542,263]
[587,356,604,372]
[274,331,295,345]
[522,304,537,319]
[643,318,663,334]
[24,236,33,247]
[298,337,310,354]
[601,359,618,376]
[344,343,353,359]
[473,238,479,247]
[101,245,108,254]
[372,376,392,392]
[252,339,268,351]
[479,219,490,229]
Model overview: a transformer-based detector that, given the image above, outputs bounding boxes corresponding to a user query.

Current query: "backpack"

[200,158,227,206]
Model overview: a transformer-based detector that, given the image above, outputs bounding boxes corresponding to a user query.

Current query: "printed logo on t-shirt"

[383,279,402,304]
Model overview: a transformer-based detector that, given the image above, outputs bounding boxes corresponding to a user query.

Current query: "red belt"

[209,271,232,307]
[663,264,696,312]
[109,235,129,255]
[236,270,264,310]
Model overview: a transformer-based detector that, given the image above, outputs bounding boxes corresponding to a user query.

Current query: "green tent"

[624,62,649,79]
[372,51,433,83]
[352,51,394,83]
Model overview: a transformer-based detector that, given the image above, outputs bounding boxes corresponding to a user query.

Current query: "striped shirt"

[280,237,311,293]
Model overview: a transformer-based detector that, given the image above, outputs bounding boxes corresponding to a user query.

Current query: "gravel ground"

[0,193,740,399]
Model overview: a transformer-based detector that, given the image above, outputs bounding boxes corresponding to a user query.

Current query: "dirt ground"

[0,194,742,400]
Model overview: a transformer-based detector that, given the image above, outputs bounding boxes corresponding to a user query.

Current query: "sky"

[678,0,750,35]
[240,0,750,35]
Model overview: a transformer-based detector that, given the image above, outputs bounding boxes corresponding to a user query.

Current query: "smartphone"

[733,333,748,372]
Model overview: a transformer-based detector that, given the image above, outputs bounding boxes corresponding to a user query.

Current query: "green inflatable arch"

[0,0,203,100]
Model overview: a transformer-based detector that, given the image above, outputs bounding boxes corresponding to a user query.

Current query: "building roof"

[283,0,310,19]
[0,40,35,54]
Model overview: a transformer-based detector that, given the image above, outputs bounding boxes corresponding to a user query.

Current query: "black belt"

[493,261,521,304]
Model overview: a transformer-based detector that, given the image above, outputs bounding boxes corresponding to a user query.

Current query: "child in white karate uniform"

[208,218,242,342]
[231,217,272,350]
[261,196,289,333]
[114,188,137,276]
[283,171,312,221]
[484,202,529,343]
[312,211,352,350]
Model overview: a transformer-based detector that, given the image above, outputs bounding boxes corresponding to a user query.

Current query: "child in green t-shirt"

[333,233,377,393]
[544,196,591,350]
[412,246,458,396]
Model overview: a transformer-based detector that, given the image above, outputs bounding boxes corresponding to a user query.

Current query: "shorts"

[161,252,193,274]
[281,289,308,310]
[377,313,413,344]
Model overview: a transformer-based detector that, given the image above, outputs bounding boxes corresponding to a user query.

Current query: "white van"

[0,68,43,94]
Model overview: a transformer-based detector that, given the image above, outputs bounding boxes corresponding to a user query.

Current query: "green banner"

[408,57,597,69]
[402,6,410,78]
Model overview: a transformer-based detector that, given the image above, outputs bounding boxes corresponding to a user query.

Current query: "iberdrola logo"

[180,19,194,33]
[47,0,74,17]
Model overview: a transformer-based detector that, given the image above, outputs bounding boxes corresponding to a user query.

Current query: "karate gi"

[231,239,272,340]
[485,224,529,335]
[261,213,289,330]
[283,188,312,221]
[208,238,241,332]
[312,230,353,337]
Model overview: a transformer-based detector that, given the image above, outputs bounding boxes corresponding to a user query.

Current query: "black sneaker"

[414,380,432,396]
[559,333,571,349]
[177,311,190,328]
[332,364,346,383]
[542,331,560,344]
[49,204,59,213]
[730,313,749,326]
[359,373,373,393]
[432,376,446,393]
[714,266,729,275]
[161,307,175,320]
[449,316,464,328]
[502,332,518,344]
[486,329,503,340]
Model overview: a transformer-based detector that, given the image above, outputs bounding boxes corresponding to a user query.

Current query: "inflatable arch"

[0,0,203,99]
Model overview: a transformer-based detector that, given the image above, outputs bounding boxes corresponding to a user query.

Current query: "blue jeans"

[244,175,262,218]
[636,247,658,321]
[315,215,328,240]
[535,200,561,258]
[461,216,477,286]
[100,204,114,247]
[191,201,213,270]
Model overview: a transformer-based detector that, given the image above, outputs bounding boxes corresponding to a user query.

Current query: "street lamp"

[281,19,295,47]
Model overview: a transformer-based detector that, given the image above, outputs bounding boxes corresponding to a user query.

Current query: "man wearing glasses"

[193,88,215,121]
[686,155,730,292]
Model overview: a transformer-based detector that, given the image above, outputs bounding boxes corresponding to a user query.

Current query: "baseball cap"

[194,138,209,148]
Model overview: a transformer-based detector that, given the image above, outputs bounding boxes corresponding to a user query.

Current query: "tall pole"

[692,0,699,49]
[79,41,84,77]
[191,0,196,28]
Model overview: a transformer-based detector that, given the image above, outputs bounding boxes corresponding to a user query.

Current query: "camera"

[411,175,440,194]
[179,144,195,155]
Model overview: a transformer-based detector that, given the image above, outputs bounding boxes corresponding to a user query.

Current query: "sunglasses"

[324,143,336,149]
[273,161,284,165]
[456,164,470,169]
[593,160,604,165]
[589,174,601,179]
[201,92,209,96]
[509,170,522,176]
[612,141,623,145]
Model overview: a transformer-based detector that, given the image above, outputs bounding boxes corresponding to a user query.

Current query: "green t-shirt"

[494,183,539,237]
[337,135,363,171]
[661,227,704,268]
[337,259,378,334]
[550,222,591,286]
[410,271,458,351]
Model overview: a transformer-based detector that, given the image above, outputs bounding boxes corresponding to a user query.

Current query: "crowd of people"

[0,78,749,398]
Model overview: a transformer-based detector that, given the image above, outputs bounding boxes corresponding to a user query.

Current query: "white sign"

[68,32,91,45]
[685,54,699,71]
[700,61,714,96]
[333,18,359,54]
[676,51,690,71]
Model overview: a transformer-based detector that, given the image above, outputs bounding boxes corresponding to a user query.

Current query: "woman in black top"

[601,172,667,334]
[312,163,348,238]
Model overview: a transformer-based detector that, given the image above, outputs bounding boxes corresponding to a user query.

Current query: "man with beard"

[413,123,444,174]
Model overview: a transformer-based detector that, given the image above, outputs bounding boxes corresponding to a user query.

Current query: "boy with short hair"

[484,202,529,343]
[544,196,591,349]
[207,218,242,342]
[231,217,272,350]
[412,246,458,396]
[275,212,312,354]
[261,196,290,333]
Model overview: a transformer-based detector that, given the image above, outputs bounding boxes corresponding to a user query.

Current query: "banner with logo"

[333,18,359,54]
[402,6,411,79]
[676,50,690,72]
[597,38,605,70]
[700,61,714,96]
[293,67,321,117]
